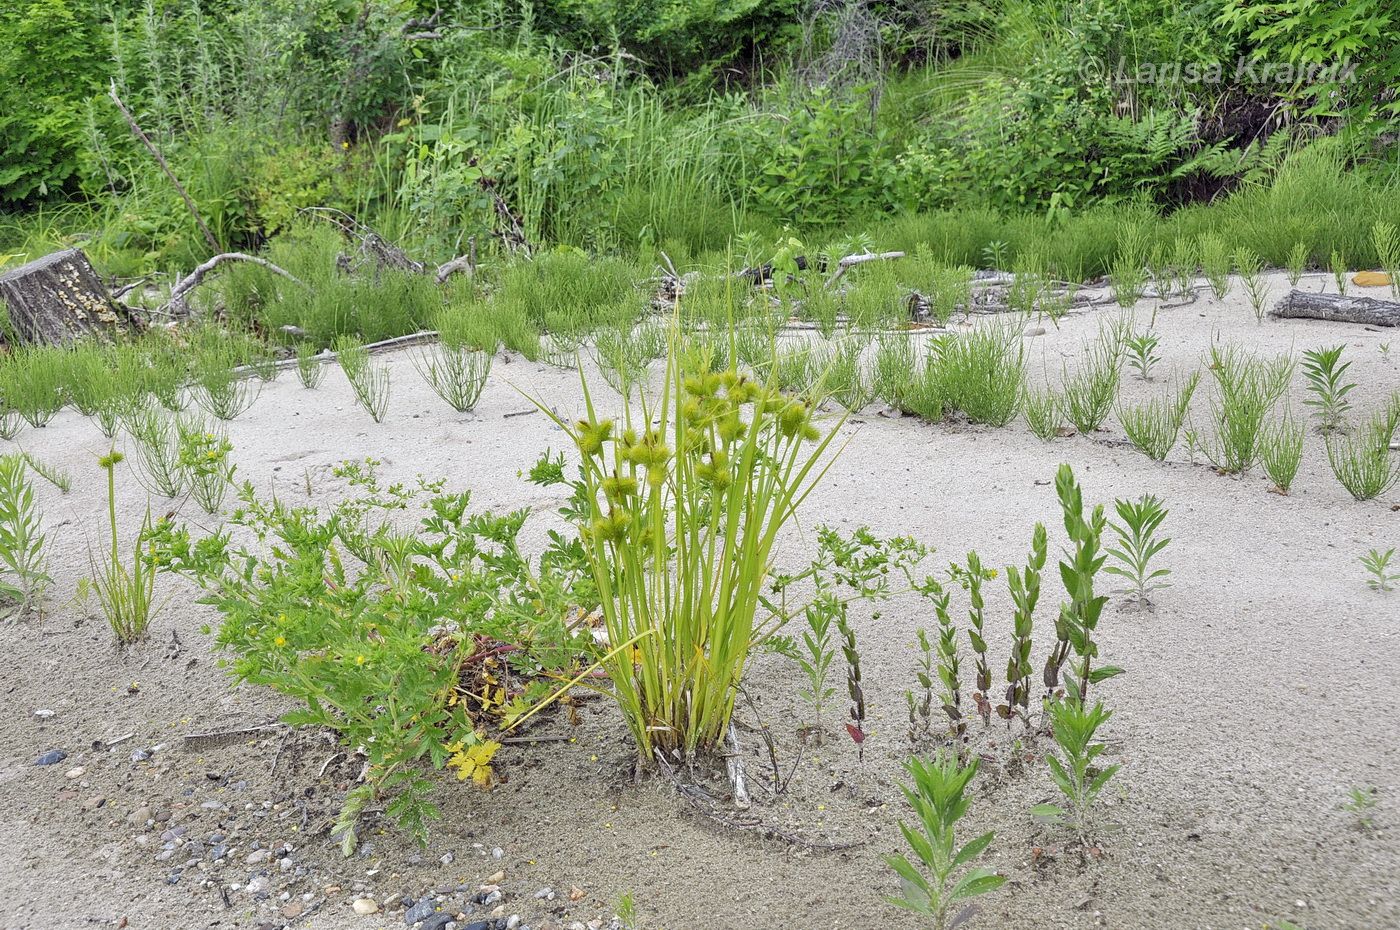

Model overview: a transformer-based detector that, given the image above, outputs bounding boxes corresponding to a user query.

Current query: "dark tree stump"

[0,249,140,346]
[1271,289,1400,327]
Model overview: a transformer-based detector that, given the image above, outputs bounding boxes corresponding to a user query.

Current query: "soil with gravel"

[1,272,1397,930]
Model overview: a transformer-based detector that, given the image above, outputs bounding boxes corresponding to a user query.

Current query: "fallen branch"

[824,250,905,289]
[161,252,306,317]
[109,81,219,253]
[1271,289,1400,327]
[435,236,478,283]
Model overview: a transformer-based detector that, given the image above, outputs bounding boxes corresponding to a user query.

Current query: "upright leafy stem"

[1046,464,1120,704]
[0,454,50,618]
[1104,495,1171,605]
[1301,345,1355,433]
[886,751,1006,930]
[951,552,994,726]
[837,605,866,759]
[1032,698,1121,844]
[1000,523,1047,729]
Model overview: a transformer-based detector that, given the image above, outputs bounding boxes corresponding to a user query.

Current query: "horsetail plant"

[1062,328,1122,434]
[1374,221,1400,299]
[1199,233,1231,300]
[1286,241,1308,288]
[1023,386,1064,441]
[886,751,1005,930]
[1260,410,1305,494]
[1325,399,1400,500]
[1118,372,1199,461]
[1331,250,1348,295]
[1236,248,1268,322]
[296,343,326,388]
[337,337,392,422]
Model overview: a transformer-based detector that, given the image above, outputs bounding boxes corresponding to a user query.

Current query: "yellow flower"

[273,635,286,647]
[355,654,366,666]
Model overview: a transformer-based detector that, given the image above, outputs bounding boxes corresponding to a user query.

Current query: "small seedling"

[1104,494,1171,605]
[1123,331,1160,381]
[1361,549,1398,592]
[1000,522,1047,728]
[886,751,1005,930]
[1341,786,1379,831]
[1331,250,1348,295]
[1285,241,1308,288]
[1301,345,1355,432]
[794,594,839,741]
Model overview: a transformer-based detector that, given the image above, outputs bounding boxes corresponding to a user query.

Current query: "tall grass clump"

[939,325,1024,426]
[532,324,843,761]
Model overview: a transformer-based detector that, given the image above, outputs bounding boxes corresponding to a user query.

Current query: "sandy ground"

[1,271,1397,930]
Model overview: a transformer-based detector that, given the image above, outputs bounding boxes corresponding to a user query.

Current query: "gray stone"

[405,899,438,925]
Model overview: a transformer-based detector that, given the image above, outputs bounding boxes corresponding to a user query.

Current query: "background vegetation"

[1,0,1397,284]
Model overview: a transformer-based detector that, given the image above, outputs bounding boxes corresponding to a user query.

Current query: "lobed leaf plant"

[528,323,847,761]
[886,750,1006,930]
[0,453,51,619]
[150,460,591,849]
[177,417,236,515]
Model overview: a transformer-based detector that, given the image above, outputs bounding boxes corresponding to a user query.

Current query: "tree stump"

[1271,289,1400,327]
[0,249,140,347]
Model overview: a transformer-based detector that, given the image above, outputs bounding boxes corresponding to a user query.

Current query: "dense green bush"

[0,0,107,203]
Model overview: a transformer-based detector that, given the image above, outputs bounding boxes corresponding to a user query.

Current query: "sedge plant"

[91,451,160,644]
[530,322,844,761]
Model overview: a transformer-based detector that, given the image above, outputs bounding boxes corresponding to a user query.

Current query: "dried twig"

[435,236,478,283]
[724,722,751,810]
[109,81,219,253]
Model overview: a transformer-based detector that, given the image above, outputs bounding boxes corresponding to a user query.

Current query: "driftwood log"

[0,249,141,346]
[1271,290,1400,327]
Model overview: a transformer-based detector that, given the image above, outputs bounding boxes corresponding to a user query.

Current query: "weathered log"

[1271,289,1400,327]
[0,249,140,346]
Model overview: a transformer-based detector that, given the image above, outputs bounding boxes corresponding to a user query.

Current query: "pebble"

[462,922,491,930]
[246,848,272,865]
[352,898,380,916]
[491,847,504,860]
[568,886,586,902]
[534,888,555,901]
[405,899,438,924]
[440,852,455,865]
[247,875,272,896]
[486,871,504,885]
[65,765,85,779]
[507,918,521,930]
[281,902,305,919]
[34,750,67,766]
[82,796,106,811]
[130,749,150,762]
[127,806,152,826]
[33,709,54,719]
[418,916,454,930]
